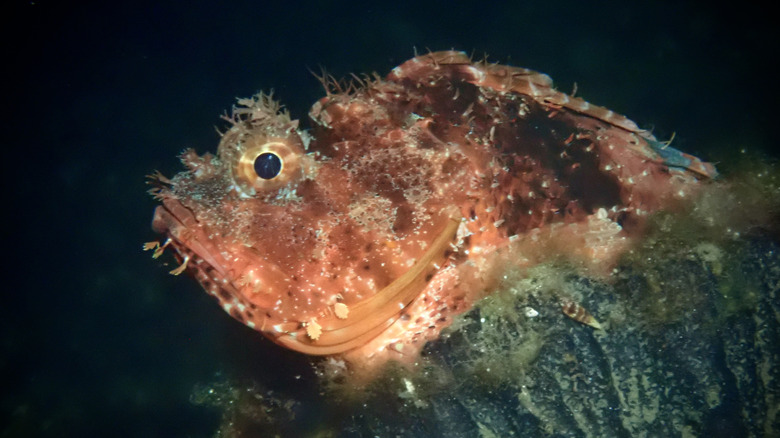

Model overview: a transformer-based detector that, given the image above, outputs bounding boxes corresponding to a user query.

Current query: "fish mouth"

[151,197,461,356]
[151,199,233,283]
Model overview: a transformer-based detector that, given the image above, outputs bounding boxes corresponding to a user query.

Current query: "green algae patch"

[615,154,779,328]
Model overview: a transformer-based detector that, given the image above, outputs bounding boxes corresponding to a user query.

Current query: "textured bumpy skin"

[147,51,715,370]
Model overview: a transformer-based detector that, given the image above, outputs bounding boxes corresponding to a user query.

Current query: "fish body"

[148,51,714,368]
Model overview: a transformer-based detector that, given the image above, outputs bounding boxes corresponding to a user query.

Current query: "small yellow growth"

[147,239,171,259]
[169,256,189,276]
[305,319,322,340]
[334,302,349,319]
[143,240,168,259]
[142,241,160,251]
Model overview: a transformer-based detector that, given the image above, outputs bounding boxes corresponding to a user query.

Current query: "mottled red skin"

[149,51,714,371]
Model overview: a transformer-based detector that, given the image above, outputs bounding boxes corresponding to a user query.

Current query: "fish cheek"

[294,178,337,217]
[391,202,415,236]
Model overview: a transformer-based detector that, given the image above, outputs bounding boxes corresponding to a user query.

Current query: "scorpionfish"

[147,51,716,370]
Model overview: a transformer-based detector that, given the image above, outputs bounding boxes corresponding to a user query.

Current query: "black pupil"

[253,152,282,180]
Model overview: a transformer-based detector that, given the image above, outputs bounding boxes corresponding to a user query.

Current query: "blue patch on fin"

[646,138,718,178]
[647,139,693,169]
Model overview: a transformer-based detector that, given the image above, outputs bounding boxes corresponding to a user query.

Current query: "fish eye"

[231,137,304,193]
[254,152,282,179]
